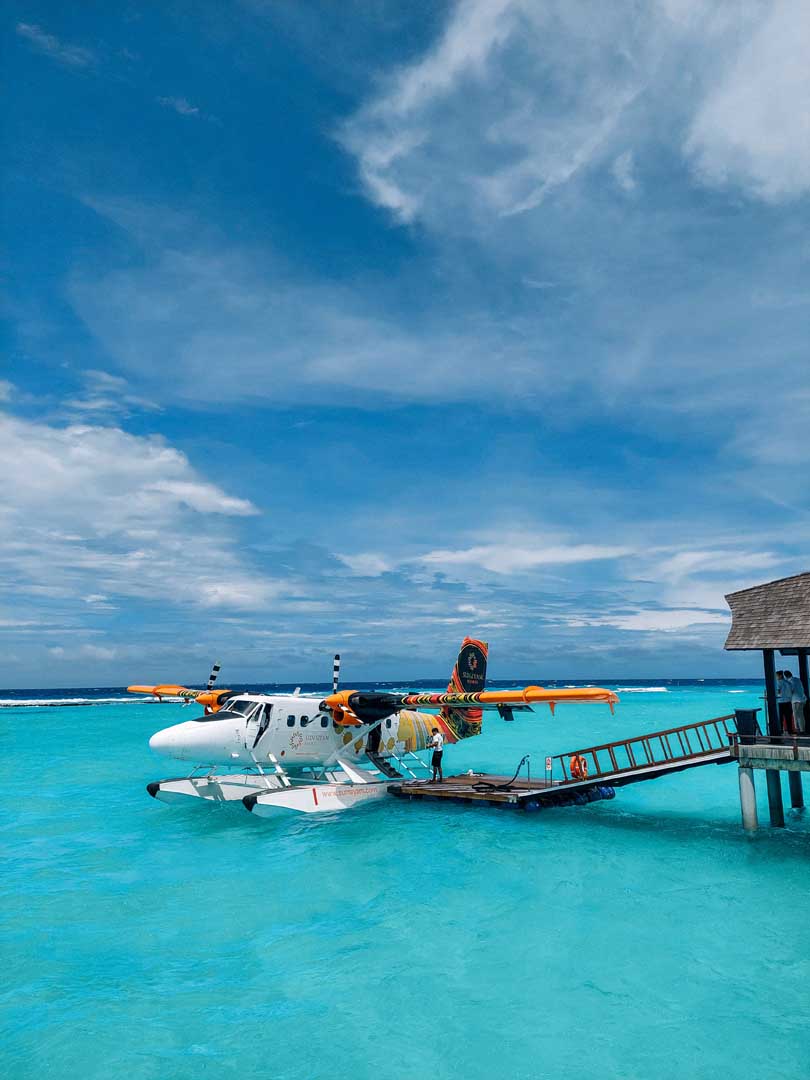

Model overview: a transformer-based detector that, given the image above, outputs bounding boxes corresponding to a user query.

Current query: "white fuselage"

[149,693,435,771]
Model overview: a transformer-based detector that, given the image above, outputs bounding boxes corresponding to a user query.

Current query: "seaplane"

[129,639,618,817]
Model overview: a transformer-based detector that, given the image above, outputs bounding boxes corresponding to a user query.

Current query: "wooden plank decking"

[389,773,555,806]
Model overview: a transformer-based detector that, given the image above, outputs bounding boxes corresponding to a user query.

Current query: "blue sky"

[2,1,809,687]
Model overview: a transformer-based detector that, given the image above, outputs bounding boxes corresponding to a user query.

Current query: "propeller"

[332,654,340,694]
[207,661,221,691]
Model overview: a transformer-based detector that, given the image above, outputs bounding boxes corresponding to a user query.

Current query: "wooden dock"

[389,773,558,807]
[389,713,738,812]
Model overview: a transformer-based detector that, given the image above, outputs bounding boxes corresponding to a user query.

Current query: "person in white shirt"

[429,727,444,782]
[784,670,807,734]
[776,670,793,733]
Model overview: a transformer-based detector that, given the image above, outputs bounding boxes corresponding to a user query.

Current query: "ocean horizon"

[0,676,768,705]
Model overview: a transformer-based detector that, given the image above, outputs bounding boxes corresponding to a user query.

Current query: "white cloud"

[337,553,392,576]
[80,643,117,660]
[68,215,564,408]
[576,608,730,632]
[16,23,95,67]
[0,412,280,614]
[685,0,810,201]
[48,643,117,661]
[418,542,632,574]
[341,0,809,226]
[655,549,782,580]
[147,480,256,516]
[156,96,201,117]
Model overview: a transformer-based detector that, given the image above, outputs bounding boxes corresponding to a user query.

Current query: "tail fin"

[441,637,488,741]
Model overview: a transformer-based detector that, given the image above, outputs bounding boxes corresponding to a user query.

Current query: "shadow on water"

[142,782,810,858]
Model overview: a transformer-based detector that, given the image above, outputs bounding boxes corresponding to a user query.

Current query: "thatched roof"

[725,572,810,650]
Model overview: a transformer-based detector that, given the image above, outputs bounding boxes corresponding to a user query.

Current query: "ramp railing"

[549,713,737,785]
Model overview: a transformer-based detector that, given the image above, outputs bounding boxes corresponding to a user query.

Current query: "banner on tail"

[441,637,488,741]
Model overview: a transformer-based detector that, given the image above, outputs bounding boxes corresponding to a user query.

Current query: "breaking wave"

[615,686,668,693]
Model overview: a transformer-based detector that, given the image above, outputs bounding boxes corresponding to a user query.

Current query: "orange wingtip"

[127,684,199,697]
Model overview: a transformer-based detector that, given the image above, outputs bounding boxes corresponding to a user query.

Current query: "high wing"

[127,684,233,710]
[322,685,618,725]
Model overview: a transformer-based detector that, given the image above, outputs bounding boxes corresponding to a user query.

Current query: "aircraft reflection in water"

[129,639,618,817]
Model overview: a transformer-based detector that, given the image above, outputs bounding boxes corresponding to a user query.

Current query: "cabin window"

[320,715,329,728]
[287,714,296,727]
[300,715,309,727]
[385,718,392,728]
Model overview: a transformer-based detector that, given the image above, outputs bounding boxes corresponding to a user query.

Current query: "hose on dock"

[472,755,531,791]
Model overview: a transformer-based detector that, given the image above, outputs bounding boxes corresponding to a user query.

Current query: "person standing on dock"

[429,727,444,782]
[776,670,793,733]
[784,670,806,734]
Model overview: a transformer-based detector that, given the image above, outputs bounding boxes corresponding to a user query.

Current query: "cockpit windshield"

[224,698,257,717]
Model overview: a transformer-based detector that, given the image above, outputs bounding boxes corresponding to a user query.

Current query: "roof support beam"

[799,649,809,700]
[763,649,780,736]
[762,649,785,827]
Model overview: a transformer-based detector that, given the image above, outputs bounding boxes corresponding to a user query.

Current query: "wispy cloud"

[339,0,649,223]
[569,608,730,633]
[418,542,633,575]
[337,553,393,576]
[16,22,95,68]
[156,96,201,117]
[62,369,161,420]
[65,193,810,478]
[611,151,637,194]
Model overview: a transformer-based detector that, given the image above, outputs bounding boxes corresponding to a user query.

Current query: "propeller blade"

[207,661,221,691]
[332,654,340,694]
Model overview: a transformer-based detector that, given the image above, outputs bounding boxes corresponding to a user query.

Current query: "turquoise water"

[3,685,809,1080]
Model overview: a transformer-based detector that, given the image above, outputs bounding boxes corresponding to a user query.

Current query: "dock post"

[738,767,758,831]
[788,771,804,809]
[796,650,809,811]
[765,770,785,827]
[763,649,785,827]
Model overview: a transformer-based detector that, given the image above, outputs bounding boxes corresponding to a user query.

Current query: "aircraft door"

[247,704,272,750]
[367,722,382,754]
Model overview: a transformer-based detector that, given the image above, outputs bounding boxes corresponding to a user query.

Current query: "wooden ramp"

[390,713,738,811]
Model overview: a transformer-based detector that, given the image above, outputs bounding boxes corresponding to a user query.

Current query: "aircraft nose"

[147,718,240,764]
[149,726,177,757]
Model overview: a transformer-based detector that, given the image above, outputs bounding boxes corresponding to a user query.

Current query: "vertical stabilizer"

[441,637,488,741]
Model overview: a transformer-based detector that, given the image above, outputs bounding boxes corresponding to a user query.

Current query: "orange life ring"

[570,754,588,779]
